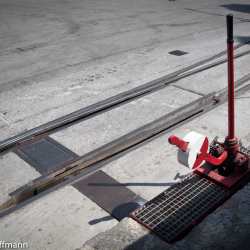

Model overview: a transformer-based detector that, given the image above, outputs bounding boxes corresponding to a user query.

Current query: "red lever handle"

[168,136,189,152]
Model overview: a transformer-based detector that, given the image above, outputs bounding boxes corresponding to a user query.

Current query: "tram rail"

[1,43,250,217]
[0,42,250,153]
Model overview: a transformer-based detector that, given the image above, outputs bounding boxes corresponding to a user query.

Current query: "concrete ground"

[0,0,250,249]
[1,85,250,250]
[1,0,250,141]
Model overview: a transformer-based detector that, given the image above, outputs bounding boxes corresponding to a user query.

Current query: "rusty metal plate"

[73,170,146,221]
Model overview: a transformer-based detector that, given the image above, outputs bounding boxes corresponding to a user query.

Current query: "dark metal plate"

[15,137,78,174]
[73,170,146,221]
[169,50,188,56]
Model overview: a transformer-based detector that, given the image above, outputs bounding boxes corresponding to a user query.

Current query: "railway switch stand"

[131,14,250,243]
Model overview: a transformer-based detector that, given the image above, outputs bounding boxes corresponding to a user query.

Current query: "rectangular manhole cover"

[169,50,188,56]
[131,173,228,243]
[15,137,78,174]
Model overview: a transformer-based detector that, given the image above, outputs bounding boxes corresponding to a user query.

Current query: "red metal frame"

[195,161,250,190]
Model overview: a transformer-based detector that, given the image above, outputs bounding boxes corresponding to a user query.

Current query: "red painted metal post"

[225,14,238,156]
[227,14,235,140]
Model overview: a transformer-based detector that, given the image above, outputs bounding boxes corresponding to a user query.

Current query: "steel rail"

[1,44,250,153]
[1,72,250,216]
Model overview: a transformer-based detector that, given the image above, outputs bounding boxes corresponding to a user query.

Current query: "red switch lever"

[168,136,189,152]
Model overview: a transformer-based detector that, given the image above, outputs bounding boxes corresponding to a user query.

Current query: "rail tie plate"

[130,173,228,243]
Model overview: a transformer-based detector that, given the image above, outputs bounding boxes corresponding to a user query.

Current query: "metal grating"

[131,173,228,243]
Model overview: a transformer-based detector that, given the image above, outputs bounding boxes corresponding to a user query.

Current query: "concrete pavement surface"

[80,89,250,250]
[0,0,250,249]
[1,83,250,250]
[1,0,250,141]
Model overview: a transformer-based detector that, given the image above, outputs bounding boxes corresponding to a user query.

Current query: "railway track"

[1,42,250,153]
[1,43,250,217]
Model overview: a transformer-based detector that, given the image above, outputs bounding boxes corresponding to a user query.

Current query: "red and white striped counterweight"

[169,14,250,189]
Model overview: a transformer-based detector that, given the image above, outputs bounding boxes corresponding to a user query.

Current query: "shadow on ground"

[234,36,250,44]
[220,4,250,14]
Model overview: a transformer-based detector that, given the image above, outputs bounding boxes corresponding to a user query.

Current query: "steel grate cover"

[131,173,228,243]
